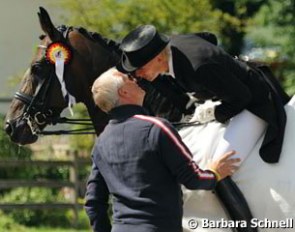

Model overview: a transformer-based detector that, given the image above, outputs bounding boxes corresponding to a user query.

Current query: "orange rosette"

[46,42,72,65]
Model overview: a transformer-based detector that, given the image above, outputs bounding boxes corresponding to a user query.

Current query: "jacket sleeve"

[150,74,192,113]
[194,32,218,46]
[85,154,111,232]
[148,118,217,190]
[195,64,252,123]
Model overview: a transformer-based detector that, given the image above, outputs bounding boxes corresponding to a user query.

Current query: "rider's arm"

[149,118,218,190]
[194,64,252,123]
[85,158,111,232]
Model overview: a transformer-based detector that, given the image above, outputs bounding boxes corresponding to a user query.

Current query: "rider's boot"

[215,176,258,232]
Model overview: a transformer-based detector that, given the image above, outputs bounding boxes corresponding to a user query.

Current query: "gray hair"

[91,68,125,112]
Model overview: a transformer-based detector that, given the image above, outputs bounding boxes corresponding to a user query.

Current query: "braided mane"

[77,27,122,56]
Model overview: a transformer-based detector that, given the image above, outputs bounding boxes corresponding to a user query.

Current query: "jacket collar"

[109,104,148,123]
[167,44,175,78]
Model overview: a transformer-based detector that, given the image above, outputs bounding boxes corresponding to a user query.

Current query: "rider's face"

[135,52,168,82]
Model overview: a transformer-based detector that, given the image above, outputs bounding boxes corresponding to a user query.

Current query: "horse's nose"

[4,121,13,136]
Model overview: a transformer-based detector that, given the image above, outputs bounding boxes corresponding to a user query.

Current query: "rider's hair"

[92,68,125,112]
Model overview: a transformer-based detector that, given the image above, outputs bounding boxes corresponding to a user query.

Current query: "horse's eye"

[39,34,46,40]
[31,63,43,77]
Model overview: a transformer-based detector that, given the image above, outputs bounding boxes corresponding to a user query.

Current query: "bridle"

[13,26,95,136]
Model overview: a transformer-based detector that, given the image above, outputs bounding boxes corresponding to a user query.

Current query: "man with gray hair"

[85,68,240,232]
[91,68,146,112]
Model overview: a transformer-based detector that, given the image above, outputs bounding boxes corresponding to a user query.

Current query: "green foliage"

[247,0,295,94]
[211,0,268,54]
[282,68,295,95]
[17,228,89,232]
[0,115,32,160]
[0,115,34,190]
[55,0,222,38]
[66,209,90,230]
[0,187,72,227]
[69,104,95,152]
[0,114,81,228]
[0,112,69,183]
[1,187,65,203]
[0,211,27,232]
[250,0,295,57]
[247,1,290,48]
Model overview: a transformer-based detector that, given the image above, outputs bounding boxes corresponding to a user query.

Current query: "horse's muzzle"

[4,119,38,145]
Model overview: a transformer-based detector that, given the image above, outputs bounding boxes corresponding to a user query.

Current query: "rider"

[117,25,290,232]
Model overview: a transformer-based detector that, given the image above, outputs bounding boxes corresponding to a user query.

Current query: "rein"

[40,117,95,135]
[42,118,201,135]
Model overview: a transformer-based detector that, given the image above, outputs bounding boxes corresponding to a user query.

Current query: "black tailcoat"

[152,34,289,163]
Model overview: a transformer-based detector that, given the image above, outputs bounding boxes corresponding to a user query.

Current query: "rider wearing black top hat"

[117,24,290,232]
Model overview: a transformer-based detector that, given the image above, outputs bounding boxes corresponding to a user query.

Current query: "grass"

[0,210,91,232]
[16,228,90,232]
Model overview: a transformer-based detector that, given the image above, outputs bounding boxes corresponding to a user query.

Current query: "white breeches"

[213,110,267,163]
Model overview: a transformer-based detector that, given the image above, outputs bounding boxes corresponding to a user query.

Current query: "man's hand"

[206,150,240,181]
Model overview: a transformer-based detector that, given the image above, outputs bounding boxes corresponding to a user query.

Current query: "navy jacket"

[85,105,217,232]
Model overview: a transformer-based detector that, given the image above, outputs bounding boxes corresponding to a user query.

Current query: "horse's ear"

[38,7,62,41]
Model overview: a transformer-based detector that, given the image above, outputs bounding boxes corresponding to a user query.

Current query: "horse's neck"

[81,29,121,79]
[80,37,119,135]
[143,87,184,122]
[68,29,120,101]
[84,99,109,136]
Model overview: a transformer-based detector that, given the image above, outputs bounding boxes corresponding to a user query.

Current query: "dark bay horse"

[4,7,181,145]
[5,8,295,231]
[4,8,113,144]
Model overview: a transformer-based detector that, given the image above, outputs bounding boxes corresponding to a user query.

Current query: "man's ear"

[118,87,127,98]
[156,53,163,62]
[156,51,167,64]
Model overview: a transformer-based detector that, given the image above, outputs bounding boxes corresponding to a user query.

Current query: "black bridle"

[14,26,96,136]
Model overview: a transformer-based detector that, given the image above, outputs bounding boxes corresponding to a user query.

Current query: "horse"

[4,7,295,232]
[4,8,120,144]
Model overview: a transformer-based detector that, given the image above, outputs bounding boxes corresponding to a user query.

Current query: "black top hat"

[118,25,170,73]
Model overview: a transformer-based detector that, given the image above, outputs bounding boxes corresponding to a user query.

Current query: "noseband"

[13,26,95,135]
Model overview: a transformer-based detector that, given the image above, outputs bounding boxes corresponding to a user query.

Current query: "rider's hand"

[206,150,240,181]
[190,101,216,124]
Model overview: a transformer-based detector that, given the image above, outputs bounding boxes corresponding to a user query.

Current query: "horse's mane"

[56,25,122,56]
[76,26,122,56]
[56,25,184,123]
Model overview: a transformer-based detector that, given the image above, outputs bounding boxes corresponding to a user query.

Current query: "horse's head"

[4,7,119,145]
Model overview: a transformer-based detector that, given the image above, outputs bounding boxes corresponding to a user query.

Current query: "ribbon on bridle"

[45,40,76,115]
[55,53,76,116]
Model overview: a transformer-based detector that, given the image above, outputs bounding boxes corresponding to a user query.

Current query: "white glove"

[185,92,199,110]
[190,102,216,123]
